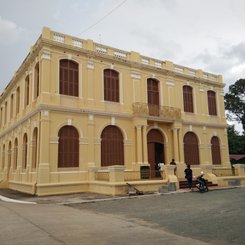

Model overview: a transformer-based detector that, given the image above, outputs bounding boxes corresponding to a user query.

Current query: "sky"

[0,0,244,132]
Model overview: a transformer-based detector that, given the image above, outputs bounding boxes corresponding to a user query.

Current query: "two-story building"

[0,27,230,195]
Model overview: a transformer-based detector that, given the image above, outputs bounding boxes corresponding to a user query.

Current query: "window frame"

[207,90,217,116]
[58,126,79,168]
[59,59,79,97]
[183,85,194,113]
[104,69,120,103]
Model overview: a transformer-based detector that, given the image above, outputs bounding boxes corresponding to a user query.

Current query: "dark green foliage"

[227,125,245,154]
[224,79,245,133]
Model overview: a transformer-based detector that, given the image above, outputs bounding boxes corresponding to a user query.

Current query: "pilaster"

[87,114,95,167]
[37,110,50,184]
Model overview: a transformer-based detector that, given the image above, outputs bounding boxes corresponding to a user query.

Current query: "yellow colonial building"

[0,27,232,196]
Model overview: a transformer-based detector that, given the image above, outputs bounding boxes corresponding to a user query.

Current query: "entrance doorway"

[147,129,165,178]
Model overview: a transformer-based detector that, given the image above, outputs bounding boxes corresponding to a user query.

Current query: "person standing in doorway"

[184,164,193,190]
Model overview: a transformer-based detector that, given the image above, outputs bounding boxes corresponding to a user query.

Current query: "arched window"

[58,126,79,168]
[147,78,159,116]
[104,69,119,102]
[2,144,5,170]
[4,101,7,124]
[8,141,12,169]
[23,134,28,169]
[207,91,217,116]
[32,128,38,168]
[16,87,20,115]
[34,62,39,99]
[13,138,18,170]
[59,59,79,97]
[101,126,124,166]
[25,75,30,107]
[0,107,3,126]
[184,132,199,165]
[10,94,14,119]
[183,85,194,113]
[211,136,221,165]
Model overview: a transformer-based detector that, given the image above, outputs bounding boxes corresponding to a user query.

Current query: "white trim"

[0,195,36,204]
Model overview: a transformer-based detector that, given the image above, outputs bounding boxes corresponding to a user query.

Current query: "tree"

[227,125,245,154]
[225,79,245,134]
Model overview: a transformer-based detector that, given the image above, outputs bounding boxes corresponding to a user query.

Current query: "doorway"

[147,129,165,178]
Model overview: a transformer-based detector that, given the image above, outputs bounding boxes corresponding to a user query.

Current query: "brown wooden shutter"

[211,136,221,165]
[58,126,79,168]
[34,63,39,99]
[23,134,28,169]
[184,132,199,165]
[14,138,18,170]
[60,60,79,97]
[147,79,159,116]
[208,91,217,115]
[104,69,119,102]
[183,86,194,113]
[101,126,124,166]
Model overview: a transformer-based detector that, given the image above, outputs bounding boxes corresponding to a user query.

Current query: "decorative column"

[37,110,50,184]
[202,127,210,165]
[87,114,95,167]
[173,128,179,163]
[136,125,143,164]
[142,125,148,164]
[40,49,51,95]
[178,128,184,164]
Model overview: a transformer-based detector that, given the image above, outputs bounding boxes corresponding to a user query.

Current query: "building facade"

[0,27,230,195]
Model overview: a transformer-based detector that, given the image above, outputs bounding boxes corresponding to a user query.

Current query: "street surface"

[0,188,244,245]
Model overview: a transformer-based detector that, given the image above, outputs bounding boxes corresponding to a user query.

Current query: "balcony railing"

[148,104,160,116]
[132,103,181,120]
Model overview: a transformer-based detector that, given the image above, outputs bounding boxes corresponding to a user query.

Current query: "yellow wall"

[0,27,230,195]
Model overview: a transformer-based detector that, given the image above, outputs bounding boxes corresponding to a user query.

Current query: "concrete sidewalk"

[0,201,211,245]
[0,187,244,245]
[0,185,243,205]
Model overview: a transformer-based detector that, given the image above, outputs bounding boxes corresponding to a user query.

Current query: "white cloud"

[0,0,244,132]
[0,16,27,45]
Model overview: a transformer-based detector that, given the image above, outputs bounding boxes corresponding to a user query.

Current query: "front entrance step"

[179,179,218,189]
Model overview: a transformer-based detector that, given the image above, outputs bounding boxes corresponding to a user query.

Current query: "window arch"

[13,138,18,170]
[2,144,5,170]
[211,136,221,165]
[4,101,7,124]
[10,94,14,119]
[184,132,200,165]
[147,129,165,176]
[16,87,20,115]
[147,78,159,116]
[22,134,28,169]
[58,126,79,168]
[183,85,194,113]
[32,128,38,168]
[207,90,217,115]
[104,69,119,102]
[101,126,124,166]
[34,62,39,99]
[25,75,30,107]
[59,59,79,97]
[8,141,12,169]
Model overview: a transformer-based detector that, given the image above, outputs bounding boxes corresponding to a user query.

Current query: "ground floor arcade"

[0,109,231,195]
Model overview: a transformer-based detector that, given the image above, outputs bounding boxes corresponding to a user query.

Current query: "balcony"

[132,102,181,120]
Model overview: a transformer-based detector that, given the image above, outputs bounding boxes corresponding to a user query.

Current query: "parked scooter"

[196,172,209,193]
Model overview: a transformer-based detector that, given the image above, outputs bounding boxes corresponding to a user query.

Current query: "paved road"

[70,188,245,245]
[0,188,244,245]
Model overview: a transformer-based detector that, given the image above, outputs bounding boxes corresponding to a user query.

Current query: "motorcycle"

[196,172,209,193]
